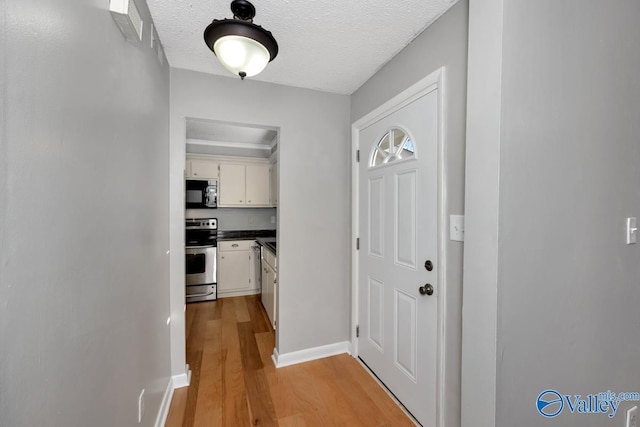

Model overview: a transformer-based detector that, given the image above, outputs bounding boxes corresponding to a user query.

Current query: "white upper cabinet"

[186,155,272,207]
[188,159,219,179]
[270,161,278,207]
[219,163,246,206]
[246,164,270,206]
[217,159,271,208]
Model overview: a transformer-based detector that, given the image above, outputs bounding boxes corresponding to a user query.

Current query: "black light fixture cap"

[203,18,279,62]
[230,0,255,21]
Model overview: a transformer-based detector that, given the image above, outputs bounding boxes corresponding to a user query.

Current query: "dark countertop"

[217,229,276,241]
[255,238,276,255]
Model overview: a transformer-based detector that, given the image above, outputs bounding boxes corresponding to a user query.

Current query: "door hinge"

[356,325,360,338]
[356,150,360,162]
[356,238,360,250]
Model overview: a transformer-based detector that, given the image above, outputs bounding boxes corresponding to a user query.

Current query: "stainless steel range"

[185,218,218,303]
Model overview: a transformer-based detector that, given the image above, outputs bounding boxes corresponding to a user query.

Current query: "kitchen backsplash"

[186,208,277,231]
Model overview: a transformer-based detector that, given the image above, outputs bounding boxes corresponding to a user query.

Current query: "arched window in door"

[369,127,415,167]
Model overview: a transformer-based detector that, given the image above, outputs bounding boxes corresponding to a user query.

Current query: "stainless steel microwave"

[185,179,217,209]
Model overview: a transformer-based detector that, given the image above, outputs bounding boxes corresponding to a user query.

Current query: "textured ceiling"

[146,0,459,94]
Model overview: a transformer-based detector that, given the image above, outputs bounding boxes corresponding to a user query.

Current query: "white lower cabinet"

[217,240,260,297]
[261,248,277,330]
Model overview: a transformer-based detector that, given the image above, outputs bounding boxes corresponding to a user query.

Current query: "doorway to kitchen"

[182,117,280,373]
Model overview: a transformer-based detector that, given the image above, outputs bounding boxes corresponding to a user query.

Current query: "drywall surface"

[170,69,351,373]
[463,0,640,426]
[495,1,640,425]
[351,2,468,426]
[460,0,503,426]
[0,1,171,426]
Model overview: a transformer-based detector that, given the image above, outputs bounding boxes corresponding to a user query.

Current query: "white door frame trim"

[350,67,448,427]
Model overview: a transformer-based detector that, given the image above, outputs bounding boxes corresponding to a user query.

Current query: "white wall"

[169,69,351,375]
[463,1,640,426]
[0,1,171,426]
[351,2,468,426]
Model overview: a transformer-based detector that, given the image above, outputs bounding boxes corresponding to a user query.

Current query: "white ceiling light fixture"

[203,0,279,80]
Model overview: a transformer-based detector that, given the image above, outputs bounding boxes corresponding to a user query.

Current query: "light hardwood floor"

[165,295,415,426]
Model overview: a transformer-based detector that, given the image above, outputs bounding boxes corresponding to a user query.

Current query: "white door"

[358,88,439,426]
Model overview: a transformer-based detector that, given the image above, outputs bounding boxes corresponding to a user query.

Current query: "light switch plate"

[450,215,464,242]
[626,406,637,427]
[627,217,637,245]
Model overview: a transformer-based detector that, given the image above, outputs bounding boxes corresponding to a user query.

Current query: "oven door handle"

[186,245,216,249]
[186,291,216,298]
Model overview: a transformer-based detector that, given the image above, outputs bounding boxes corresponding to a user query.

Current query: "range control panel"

[185,218,217,230]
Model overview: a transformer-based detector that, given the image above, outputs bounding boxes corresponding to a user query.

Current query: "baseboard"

[154,377,174,427]
[217,289,261,298]
[154,366,191,427]
[172,364,191,389]
[272,341,351,368]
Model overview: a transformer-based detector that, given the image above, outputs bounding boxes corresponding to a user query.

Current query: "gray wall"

[460,0,503,425]
[186,208,277,230]
[463,1,640,426]
[0,1,171,426]
[169,69,351,373]
[351,2,468,426]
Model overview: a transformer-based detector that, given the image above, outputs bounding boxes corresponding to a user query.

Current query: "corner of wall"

[460,0,504,426]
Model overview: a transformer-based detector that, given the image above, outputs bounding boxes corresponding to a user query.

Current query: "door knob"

[419,283,434,296]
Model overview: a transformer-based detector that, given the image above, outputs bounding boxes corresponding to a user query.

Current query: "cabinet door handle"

[248,200,251,203]
[232,243,238,248]
[239,200,243,203]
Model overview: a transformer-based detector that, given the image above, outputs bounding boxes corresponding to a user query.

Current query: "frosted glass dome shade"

[213,35,270,78]
[203,1,278,79]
